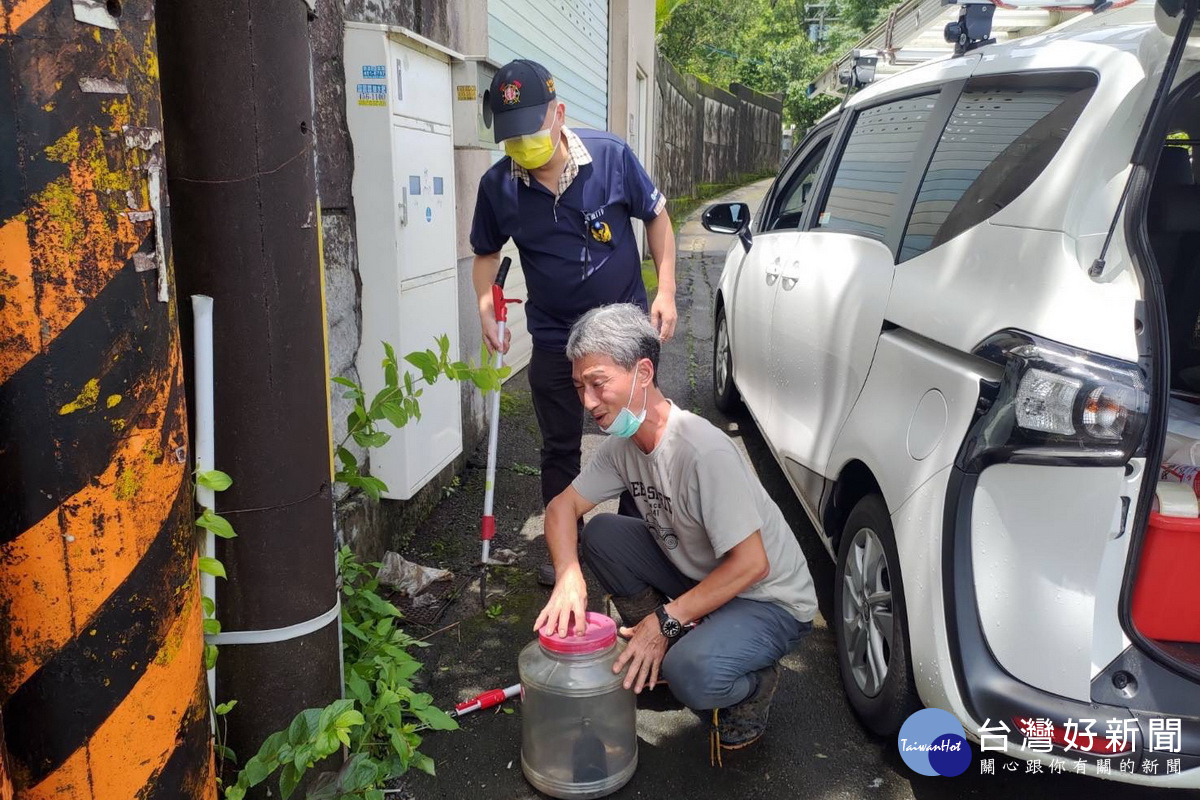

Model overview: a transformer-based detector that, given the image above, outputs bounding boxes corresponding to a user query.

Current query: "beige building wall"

[608,0,657,174]
[608,0,658,253]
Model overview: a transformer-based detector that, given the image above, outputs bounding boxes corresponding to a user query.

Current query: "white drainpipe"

[192,295,217,710]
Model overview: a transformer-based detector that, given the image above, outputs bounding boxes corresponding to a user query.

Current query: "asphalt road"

[402,181,1184,800]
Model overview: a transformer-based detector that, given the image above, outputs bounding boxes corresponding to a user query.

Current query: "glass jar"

[519,612,637,799]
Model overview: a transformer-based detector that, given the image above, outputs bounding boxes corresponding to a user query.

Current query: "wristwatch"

[655,605,684,641]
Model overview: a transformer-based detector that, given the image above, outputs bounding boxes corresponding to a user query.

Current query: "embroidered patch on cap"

[501,80,522,105]
[546,77,556,94]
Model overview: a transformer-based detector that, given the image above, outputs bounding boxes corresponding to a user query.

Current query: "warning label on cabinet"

[356,83,387,107]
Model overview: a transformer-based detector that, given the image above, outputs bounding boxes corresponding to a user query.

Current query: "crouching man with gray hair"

[532,303,818,755]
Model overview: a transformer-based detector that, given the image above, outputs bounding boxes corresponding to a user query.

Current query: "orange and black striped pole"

[1,714,13,800]
[0,2,214,799]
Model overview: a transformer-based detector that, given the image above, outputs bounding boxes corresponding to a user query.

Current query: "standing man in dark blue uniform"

[471,59,677,585]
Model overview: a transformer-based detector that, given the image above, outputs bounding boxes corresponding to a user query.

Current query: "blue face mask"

[601,369,648,438]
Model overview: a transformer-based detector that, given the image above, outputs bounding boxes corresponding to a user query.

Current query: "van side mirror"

[702,202,753,252]
[1157,0,1200,37]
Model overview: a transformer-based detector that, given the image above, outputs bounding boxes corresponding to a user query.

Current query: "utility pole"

[155,0,342,793]
[0,1,213,798]
[1,716,13,799]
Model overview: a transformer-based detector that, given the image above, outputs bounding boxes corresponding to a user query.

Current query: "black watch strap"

[655,605,683,640]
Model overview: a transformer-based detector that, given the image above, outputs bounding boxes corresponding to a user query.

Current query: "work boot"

[608,586,664,630]
[715,662,782,750]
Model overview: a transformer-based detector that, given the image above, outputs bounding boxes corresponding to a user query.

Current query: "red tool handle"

[491,287,523,323]
[464,688,509,712]
[453,688,507,715]
[491,257,523,323]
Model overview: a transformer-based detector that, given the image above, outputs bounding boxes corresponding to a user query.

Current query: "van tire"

[713,306,741,413]
[833,494,921,736]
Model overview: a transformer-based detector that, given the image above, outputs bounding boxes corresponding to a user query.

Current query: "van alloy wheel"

[715,317,730,395]
[841,526,893,698]
[833,494,920,736]
[713,306,740,413]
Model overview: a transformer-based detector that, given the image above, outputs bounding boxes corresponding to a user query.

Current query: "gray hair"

[566,303,660,377]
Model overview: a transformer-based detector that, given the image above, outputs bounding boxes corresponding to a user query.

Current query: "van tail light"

[961,331,1147,471]
[1011,716,1137,756]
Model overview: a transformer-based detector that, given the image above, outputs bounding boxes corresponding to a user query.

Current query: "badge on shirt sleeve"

[589,220,612,243]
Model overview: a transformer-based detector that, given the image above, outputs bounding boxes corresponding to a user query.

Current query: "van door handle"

[781,261,800,291]
[765,256,781,286]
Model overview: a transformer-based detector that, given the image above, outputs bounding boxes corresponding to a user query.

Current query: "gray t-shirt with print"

[572,403,817,622]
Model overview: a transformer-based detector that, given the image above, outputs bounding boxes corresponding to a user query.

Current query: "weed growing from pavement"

[213,337,508,800]
[498,389,531,417]
[677,260,704,415]
[641,258,658,294]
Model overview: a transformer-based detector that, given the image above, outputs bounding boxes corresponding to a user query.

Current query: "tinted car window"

[816,94,939,241]
[900,74,1097,261]
[765,140,829,231]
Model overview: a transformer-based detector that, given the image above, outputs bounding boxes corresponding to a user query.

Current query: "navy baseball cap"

[485,59,558,142]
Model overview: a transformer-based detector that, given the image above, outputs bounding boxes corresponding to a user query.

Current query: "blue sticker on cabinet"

[356,83,387,106]
[409,176,421,196]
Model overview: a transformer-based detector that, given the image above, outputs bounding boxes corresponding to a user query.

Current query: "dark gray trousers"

[581,513,811,710]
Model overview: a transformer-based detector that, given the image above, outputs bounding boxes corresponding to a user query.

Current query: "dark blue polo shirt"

[470,129,664,352]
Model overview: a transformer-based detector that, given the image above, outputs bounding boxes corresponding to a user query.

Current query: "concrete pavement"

[399,180,1173,800]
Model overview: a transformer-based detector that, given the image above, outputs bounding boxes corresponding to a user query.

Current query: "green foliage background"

[656,0,898,131]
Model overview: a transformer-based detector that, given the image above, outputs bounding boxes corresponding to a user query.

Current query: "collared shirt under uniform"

[470,127,667,352]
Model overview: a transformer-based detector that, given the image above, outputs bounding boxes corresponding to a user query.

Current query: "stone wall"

[653,54,782,211]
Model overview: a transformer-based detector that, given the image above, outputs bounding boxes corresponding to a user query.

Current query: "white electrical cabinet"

[344,23,462,500]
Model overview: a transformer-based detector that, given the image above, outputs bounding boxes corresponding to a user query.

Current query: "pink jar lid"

[538,611,617,654]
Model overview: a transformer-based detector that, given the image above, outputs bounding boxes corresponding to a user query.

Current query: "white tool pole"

[481,319,506,568]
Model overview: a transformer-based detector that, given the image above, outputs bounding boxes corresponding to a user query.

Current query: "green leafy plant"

[509,462,540,476]
[656,0,692,32]
[225,549,458,799]
[339,547,458,778]
[213,700,239,770]
[194,468,236,770]
[440,475,462,499]
[223,699,366,800]
[333,336,508,500]
[219,337,502,798]
[485,603,504,620]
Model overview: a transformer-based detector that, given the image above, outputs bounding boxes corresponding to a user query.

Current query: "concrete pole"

[155,0,342,793]
[0,1,214,798]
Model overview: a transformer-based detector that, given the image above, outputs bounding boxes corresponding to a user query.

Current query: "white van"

[704,0,1200,787]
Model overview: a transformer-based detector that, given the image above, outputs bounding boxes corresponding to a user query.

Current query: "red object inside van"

[1132,512,1200,643]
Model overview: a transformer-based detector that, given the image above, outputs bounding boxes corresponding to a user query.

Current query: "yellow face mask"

[504,129,556,170]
